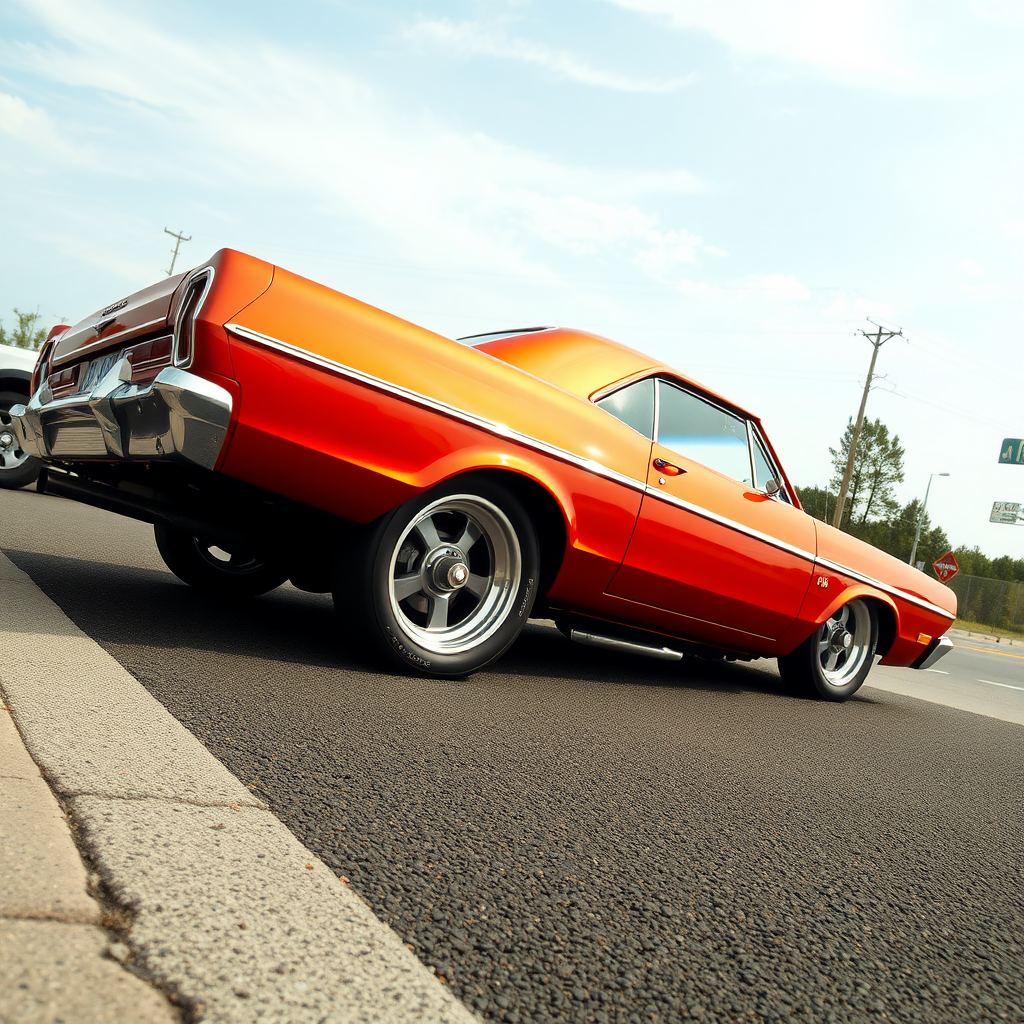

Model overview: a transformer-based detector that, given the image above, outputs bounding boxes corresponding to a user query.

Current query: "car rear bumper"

[911,634,954,670]
[10,362,232,472]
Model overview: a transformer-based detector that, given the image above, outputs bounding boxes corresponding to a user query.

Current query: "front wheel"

[0,390,41,490]
[154,524,288,598]
[778,599,878,701]
[334,479,540,677]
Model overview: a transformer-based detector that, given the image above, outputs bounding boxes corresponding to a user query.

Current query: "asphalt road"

[3,487,1023,1024]
[867,642,1024,727]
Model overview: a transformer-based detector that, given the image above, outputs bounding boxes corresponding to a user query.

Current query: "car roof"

[472,327,754,420]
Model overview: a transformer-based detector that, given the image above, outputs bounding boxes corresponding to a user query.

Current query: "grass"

[953,618,1024,640]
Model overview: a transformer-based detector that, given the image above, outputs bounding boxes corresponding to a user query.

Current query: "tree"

[0,308,47,351]
[828,417,905,530]
[794,485,832,523]
[858,499,949,567]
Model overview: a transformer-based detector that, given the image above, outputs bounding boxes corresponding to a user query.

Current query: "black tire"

[333,477,540,677]
[778,598,878,701]
[154,524,288,598]
[0,389,41,490]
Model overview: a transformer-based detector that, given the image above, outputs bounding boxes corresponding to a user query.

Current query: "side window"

[657,380,752,484]
[595,377,655,440]
[752,437,776,490]
[752,432,792,503]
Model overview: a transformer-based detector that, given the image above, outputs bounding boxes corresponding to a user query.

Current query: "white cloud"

[974,0,1024,27]
[744,273,811,304]
[959,259,986,278]
[823,291,899,323]
[405,18,694,93]
[605,0,927,91]
[677,278,726,301]
[673,273,810,305]
[633,228,705,277]
[3,0,707,282]
[0,91,96,168]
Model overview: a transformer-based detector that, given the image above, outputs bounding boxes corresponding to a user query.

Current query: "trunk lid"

[51,272,187,369]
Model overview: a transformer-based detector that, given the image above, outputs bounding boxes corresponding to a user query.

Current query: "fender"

[775,573,900,658]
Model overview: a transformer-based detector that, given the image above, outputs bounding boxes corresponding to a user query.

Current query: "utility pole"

[164,228,192,276]
[831,320,902,529]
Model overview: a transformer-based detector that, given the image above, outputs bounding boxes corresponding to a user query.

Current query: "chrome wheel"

[816,599,873,689]
[386,494,521,656]
[0,394,41,490]
[0,412,31,472]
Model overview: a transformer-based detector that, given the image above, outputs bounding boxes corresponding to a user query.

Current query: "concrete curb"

[948,626,1024,648]
[0,548,478,1023]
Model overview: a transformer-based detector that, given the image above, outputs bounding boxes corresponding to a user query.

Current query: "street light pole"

[908,472,950,566]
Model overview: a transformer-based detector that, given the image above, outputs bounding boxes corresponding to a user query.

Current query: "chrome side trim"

[913,634,955,670]
[570,629,683,662]
[225,322,957,623]
[815,556,956,621]
[225,322,648,496]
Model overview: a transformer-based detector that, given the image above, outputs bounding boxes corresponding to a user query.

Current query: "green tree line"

[797,416,1024,584]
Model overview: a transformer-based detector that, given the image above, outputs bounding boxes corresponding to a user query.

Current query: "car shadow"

[5,547,883,705]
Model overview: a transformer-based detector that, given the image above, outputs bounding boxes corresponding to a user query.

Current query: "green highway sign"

[990,501,1023,524]
[999,439,1024,464]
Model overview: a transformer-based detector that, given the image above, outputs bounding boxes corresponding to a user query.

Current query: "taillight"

[123,336,173,384]
[173,269,213,367]
[47,363,79,397]
[31,326,70,394]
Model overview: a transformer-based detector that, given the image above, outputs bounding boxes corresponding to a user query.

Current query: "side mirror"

[764,479,781,497]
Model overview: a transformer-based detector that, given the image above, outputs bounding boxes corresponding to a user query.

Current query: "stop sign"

[933,551,959,583]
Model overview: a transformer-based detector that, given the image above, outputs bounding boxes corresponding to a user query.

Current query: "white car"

[0,342,42,488]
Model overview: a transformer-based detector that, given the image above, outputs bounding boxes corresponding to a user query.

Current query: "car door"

[607,378,816,640]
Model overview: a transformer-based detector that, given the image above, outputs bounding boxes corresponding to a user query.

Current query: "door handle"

[653,458,685,476]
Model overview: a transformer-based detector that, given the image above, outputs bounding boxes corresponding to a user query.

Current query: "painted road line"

[926,669,949,674]
[978,679,1024,693]
[957,643,1024,660]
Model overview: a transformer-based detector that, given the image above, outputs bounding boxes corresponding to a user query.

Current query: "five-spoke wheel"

[778,598,878,701]
[335,478,539,676]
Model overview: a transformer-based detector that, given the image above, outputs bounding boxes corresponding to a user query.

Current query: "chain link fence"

[946,574,1024,633]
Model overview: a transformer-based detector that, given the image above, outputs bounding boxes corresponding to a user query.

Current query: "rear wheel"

[154,524,288,598]
[0,389,41,490]
[334,478,539,677]
[778,598,878,701]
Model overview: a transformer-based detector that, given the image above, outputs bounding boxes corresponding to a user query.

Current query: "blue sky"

[1,0,1022,555]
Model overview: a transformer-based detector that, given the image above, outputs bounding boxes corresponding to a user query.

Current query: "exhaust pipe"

[570,629,683,662]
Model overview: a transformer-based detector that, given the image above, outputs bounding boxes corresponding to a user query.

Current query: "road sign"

[990,501,1023,524]
[999,439,1024,464]
[933,551,959,583]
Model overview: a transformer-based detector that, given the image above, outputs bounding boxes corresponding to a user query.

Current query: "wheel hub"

[0,430,14,451]
[428,549,470,592]
[829,626,853,654]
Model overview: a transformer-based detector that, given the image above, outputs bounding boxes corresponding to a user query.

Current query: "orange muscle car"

[10,249,956,699]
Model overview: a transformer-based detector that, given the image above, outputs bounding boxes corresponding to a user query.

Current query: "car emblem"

[102,298,129,316]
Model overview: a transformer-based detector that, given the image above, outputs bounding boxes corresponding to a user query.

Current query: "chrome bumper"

[912,635,955,671]
[10,362,232,472]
